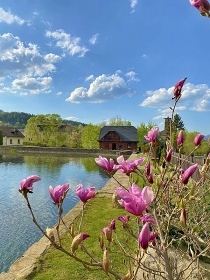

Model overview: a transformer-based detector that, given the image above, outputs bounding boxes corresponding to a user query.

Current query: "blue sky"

[0,0,210,135]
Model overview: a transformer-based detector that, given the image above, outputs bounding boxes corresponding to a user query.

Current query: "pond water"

[0,154,110,272]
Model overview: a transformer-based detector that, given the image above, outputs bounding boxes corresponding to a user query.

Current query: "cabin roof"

[99,126,138,142]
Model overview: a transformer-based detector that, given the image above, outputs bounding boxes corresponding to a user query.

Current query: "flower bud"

[147,173,153,184]
[166,149,173,163]
[71,233,90,253]
[177,130,184,146]
[102,226,112,242]
[70,223,75,238]
[180,209,187,228]
[102,248,109,273]
[122,270,132,280]
[46,227,55,242]
[194,134,204,146]
[99,233,104,250]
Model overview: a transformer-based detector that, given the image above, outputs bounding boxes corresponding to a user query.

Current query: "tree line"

[23,113,209,156]
[0,110,86,128]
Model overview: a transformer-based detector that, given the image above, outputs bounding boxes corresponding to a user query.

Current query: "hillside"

[0,110,86,128]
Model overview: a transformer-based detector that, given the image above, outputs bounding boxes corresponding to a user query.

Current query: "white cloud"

[0,33,58,77]
[66,73,134,103]
[140,87,172,108]
[44,53,61,63]
[140,83,210,118]
[89,33,99,45]
[191,99,210,111]
[64,116,79,121]
[85,74,94,82]
[12,76,52,94]
[125,71,140,82]
[0,33,61,94]
[153,106,186,121]
[0,7,25,25]
[130,0,138,12]
[46,29,88,57]
[142,54,148,59]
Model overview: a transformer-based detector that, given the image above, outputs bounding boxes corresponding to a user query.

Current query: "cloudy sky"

[0,0,210,135]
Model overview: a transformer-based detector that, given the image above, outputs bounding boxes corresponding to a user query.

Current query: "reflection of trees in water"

[0,154,24,164]
[98,166,111,179]
[81,157,99,173]
[23,155,110,175]
[24,155,71,174]
[0,153,114,178]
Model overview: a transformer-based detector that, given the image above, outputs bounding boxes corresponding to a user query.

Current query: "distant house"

[0,126,25,146]
[98,126,138,150]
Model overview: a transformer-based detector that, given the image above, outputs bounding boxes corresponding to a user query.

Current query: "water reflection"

[0,154,109,272]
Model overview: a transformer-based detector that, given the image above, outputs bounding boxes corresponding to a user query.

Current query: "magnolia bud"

[70,223,75,238]
[99,233,104,250]
[102,227,112,242]
[180,209,187,228]
[122,270,132,280]
[46,227,55,242]
[103,248,109,273]
[71,233,90,253]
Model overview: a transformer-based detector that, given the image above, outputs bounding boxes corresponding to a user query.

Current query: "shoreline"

[0,146,134,157]
[0,153,137,280]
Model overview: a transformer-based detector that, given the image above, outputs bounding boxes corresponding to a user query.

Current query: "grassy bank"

[26,195,137,280]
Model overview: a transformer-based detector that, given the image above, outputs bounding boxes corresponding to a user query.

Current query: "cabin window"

[18,139,20,144]
[10,139,13,144]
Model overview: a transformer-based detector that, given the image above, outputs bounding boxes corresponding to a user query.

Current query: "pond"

[0,154,110,272]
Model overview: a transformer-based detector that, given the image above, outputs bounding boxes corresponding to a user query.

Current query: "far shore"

[0,145,134,157]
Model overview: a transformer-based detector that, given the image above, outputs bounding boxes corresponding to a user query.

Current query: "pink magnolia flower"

[194,133,204,146]
[138,222,157,250]
[76,184,96,203]
[144,127,159,143]
[102,226,112,242]
[95,156,115,172]
[177,130,184,146]
[20,175,41,193]
[113,155,145,174]
[49,183,69,204]
[118,215,130,228]
[102,219,116,242]
[172,77,187,101]
[115,184,154,216]
[182,164,198,184]
[189,0,210,12]
[140,213,156,225]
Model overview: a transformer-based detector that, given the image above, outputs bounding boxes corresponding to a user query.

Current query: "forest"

[0,110,86,128]
[0,110,209,156]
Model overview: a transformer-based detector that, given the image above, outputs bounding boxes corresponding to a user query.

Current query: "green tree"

[99,116,131,127]
[68,125,83,148]
[136,122,155,151]
[173,114,185,131]
[25,114,63,146]
[183,131,209,156]
[81,124,100,149]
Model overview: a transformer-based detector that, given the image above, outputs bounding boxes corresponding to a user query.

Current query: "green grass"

[26,196,138,280]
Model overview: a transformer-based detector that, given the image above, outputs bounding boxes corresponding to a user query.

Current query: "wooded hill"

[0,110,86,128]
